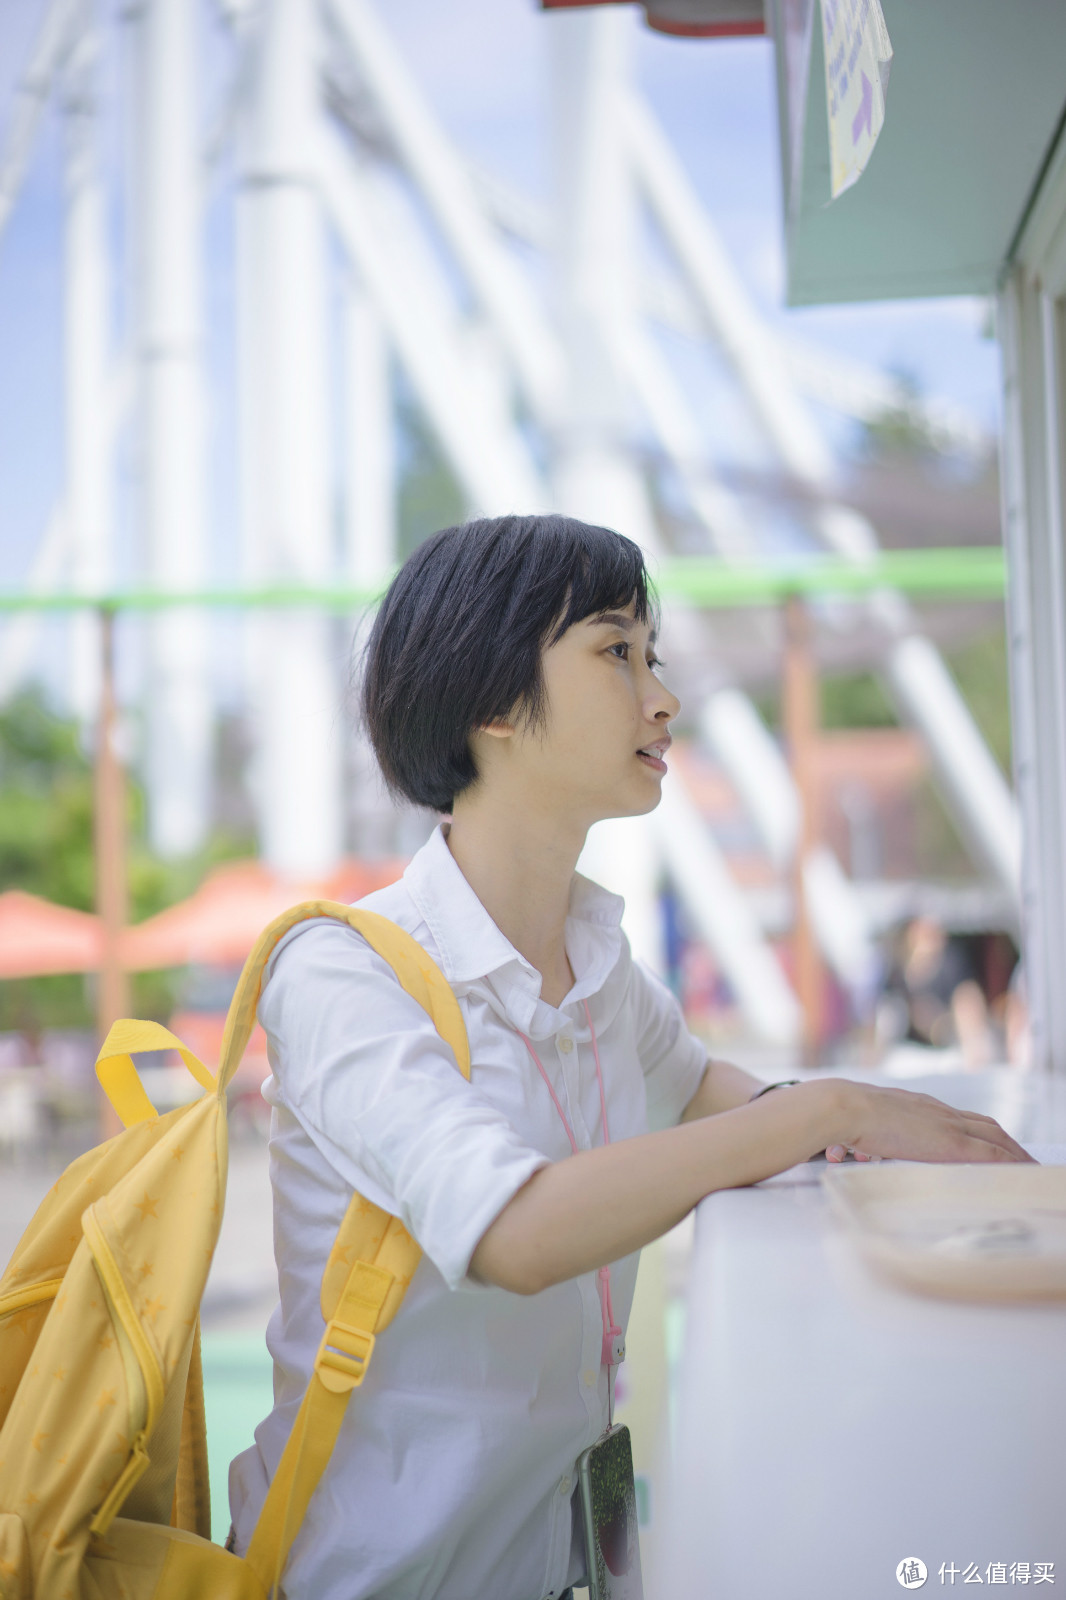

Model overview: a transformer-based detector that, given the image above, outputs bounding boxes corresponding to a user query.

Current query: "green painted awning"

[770,0,1066,305]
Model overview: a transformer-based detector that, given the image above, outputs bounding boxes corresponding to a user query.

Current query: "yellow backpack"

[0,902,470,1600]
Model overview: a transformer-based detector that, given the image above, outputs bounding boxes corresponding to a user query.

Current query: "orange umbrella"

[0,891,104,978]
[121,857,405,972]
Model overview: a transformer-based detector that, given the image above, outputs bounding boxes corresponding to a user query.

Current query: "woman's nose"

[649,681,680,721]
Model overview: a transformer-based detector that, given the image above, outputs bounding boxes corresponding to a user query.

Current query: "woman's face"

[476,597,681,830]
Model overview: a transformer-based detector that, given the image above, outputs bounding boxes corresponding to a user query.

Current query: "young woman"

[228,514,1032,1600]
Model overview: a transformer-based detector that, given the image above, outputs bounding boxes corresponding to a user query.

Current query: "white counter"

[656,1070,1066,1600]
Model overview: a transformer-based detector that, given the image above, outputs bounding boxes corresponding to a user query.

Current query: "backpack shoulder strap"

[238,902,470,1597]
[216,900,470,1097]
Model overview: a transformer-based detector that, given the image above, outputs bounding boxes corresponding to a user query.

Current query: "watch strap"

[748,1079,802,1101]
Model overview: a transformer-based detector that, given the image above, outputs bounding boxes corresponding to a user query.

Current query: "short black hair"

[361,513,655,813]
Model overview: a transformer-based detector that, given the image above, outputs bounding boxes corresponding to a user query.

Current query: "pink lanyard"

[517,998,625,1423]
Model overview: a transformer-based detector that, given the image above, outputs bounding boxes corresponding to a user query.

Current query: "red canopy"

[121,857,406,972]
[0,891,103,979]
[540,0,764,39]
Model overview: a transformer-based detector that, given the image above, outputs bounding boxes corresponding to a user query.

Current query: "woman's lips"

[637,736,671,775]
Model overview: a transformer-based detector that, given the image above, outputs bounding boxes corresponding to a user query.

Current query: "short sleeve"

[629,960,708,1132]
[258,920,550,1291]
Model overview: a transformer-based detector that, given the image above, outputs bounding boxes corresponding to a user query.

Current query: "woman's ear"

[478,721,515,741]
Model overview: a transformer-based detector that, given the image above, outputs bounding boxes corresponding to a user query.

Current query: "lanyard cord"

[517,997,624,1425]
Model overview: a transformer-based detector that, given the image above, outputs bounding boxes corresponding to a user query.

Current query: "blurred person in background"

[877,915,995,1068]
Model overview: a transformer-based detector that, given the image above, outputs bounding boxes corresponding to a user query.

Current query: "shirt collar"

[402,824,626,1029]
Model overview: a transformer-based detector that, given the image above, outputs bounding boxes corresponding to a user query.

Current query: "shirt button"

[557,1474,570,1496]
[559,1036,574,1053]
[582,1368,597,1387]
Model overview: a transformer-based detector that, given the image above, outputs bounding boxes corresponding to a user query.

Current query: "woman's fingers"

[838,1082,1037,1164]
[964,1127,1035,1162]
[953,1109,1033,1162]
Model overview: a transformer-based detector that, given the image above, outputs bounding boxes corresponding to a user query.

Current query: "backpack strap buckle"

[315,1317,376,1393]
[313,1257,395,1394]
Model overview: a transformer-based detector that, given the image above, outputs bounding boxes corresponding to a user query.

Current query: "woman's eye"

[607,642,664,671]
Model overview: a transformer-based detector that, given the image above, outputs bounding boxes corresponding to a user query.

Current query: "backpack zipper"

[82,1208,165,1536]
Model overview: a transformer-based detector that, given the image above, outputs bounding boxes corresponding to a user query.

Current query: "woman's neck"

[445,800,585,1008]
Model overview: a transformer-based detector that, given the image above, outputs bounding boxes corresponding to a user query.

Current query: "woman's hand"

[826,1080,1036,1165]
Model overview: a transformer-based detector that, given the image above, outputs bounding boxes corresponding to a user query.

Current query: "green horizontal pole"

[0,548,1006,614]
[0,584,389,614]
[656,548,1006,605]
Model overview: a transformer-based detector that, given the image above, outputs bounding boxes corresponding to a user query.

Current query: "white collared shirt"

[229,824,707,1600]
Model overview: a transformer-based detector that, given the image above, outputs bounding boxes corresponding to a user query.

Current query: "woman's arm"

[679,1055,765,1118]
[468,1077,1035,1295]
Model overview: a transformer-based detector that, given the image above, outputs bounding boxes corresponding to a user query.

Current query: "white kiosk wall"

[1000,123,1066,1076]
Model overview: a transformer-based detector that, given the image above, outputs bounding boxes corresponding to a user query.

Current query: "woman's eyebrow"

[591,611,658,645]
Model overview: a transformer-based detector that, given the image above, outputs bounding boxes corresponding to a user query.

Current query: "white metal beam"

[624,89,840,490]
[0,0,81,248]
[318,130,550,515]
[886,635,1022,896]
[702,689,799,868]
[701,689,880,1001]
[62,14,111,729]
[654,775,801,1046]
[131,0,213,859]
[236,0,343,878]
[609,317,758,561]
[454,157,990,454]
[323,0,564,425]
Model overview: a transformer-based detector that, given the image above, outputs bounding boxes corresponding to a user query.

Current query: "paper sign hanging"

[820,0,893,199]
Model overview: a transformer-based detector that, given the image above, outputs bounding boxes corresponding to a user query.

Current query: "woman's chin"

[590,787,664,825]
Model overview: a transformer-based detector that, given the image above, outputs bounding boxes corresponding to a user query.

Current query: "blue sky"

[0,0,1002,597]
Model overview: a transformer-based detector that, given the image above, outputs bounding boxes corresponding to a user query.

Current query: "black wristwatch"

[748,1079,801,1101]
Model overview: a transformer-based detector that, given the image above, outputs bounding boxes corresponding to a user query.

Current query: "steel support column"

[237,0,343,877]
[131,0,212,857]
[63,15,110,728]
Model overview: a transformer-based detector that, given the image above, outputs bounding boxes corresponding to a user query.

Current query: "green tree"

[857,368,941,462]
[0,686,252,1035]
